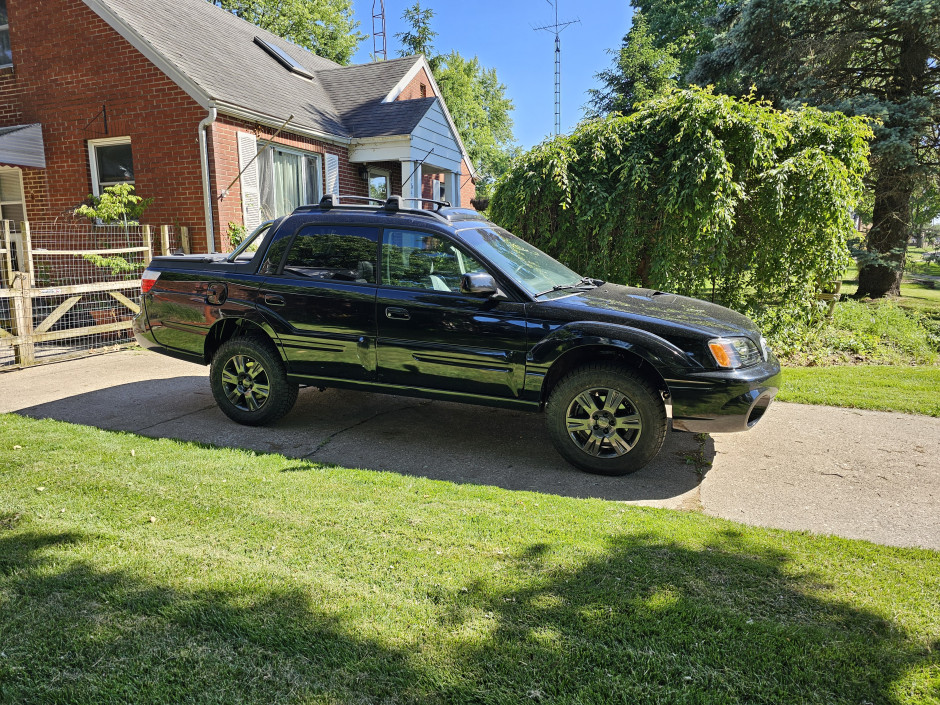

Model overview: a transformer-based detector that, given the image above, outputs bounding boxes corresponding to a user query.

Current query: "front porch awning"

[347,99,464,174]
[0,124,46,168]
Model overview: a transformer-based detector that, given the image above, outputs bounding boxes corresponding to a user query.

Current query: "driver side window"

[381,229,487,292]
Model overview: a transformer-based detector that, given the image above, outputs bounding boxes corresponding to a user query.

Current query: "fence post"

[180,226,190,254]
[142,225,152,262]
[160,225,170,256]
[10,273,35,366]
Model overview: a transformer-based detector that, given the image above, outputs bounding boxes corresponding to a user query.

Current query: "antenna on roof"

[533,0,580,136]
[372,0,387,61]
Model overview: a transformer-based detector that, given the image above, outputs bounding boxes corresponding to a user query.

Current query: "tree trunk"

[855,26,928,300]
[855,169,912,299]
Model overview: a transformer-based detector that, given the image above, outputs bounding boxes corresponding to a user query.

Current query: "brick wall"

[210,116,369,250]
[0,0,211,249]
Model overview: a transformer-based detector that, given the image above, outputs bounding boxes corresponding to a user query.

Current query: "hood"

[532,283,762,341]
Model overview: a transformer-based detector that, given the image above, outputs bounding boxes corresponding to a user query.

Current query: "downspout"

[198,106,217,253]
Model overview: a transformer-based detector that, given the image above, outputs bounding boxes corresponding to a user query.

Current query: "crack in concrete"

[133,404,219,433]
[304,400,432,458]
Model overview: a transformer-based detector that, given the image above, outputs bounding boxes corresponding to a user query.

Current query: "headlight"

[708,337,763,369]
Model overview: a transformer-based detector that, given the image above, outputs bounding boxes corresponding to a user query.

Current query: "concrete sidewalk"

[2,350,938,550]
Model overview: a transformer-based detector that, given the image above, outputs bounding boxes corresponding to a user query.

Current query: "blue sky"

[350,1,634,149]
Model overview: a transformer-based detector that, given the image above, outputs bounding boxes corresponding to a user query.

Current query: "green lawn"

[779,365,940,416]
[1,414,938,704]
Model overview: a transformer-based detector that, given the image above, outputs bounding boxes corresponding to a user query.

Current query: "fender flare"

[529,321,698,371]
[204,310,287,363]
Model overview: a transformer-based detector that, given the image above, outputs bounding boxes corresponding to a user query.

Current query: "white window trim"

[0,165,27,230]
[87,136,134,196]
[367,167,390,201]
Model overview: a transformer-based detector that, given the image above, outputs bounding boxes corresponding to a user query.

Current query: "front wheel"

[546,363,667,475]
[210,336,298,426]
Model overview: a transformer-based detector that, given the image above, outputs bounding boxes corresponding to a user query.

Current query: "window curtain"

[258,148,276,221]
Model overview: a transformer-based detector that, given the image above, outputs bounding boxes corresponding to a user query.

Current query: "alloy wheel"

[220,354,271,412]
[565,387,642,458]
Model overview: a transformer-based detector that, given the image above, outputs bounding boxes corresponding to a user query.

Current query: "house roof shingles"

[87,0,424,139]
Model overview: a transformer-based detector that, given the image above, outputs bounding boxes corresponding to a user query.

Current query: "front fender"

[528,321,701,372]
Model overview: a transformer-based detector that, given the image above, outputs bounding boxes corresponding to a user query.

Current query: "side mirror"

[460,272,499,297]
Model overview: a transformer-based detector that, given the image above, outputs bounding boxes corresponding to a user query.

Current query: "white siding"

[410,101,462,172]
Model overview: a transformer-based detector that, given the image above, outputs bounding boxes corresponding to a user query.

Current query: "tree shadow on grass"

[0,529,936,704]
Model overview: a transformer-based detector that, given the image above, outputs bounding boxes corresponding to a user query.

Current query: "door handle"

[385,306,410,320]
[264,294,286,306]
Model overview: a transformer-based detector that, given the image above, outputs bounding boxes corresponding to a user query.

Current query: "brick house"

[0,0,477,253]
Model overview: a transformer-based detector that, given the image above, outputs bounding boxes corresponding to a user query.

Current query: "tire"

[546,363,667,476]
[210,335,298,426]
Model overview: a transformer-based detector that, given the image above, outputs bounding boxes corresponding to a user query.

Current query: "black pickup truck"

[134,196,781,475]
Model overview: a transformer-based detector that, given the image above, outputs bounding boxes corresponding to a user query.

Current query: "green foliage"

[776,300,938,366]
[490,87,872,335]
[688,0,940,297]
[227,221,248,250]
[395,3,518,191]
[394,2,439,70]
[73,184,151,226]
[586,12,681,117]
[433,51,517,194]
[632,0,721,80]
[211,0,363,65]
[81,254,145,276]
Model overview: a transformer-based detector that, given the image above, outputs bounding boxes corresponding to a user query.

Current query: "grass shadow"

[0,526,935,703]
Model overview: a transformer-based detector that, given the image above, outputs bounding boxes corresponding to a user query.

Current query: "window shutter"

[325,153,339,197]
[237,132,262,230]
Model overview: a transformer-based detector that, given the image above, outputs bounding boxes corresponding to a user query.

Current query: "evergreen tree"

[586,13,681,117]
[690,0,940,298]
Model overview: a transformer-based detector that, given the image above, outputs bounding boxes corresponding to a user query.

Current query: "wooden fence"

[0,220,186,369]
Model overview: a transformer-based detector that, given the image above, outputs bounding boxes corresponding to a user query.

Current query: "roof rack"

[293,194,450,223]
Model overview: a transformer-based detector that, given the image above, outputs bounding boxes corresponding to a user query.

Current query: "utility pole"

[534,1,579,135]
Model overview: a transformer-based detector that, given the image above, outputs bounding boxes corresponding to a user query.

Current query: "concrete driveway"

[2,350,938,550]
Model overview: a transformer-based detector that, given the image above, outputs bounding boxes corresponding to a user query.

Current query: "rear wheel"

[546,363,667,475]
[210,336,298,426]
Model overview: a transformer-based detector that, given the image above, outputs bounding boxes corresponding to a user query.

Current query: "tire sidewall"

[546,365,667,476]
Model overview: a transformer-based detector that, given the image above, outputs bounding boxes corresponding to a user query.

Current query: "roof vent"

[253,37,315,80]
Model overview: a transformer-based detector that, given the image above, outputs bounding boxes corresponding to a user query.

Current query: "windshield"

[458,226,584,298]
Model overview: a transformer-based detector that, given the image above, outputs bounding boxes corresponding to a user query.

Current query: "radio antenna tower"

[533,0,580,135]
[372,0,387,61]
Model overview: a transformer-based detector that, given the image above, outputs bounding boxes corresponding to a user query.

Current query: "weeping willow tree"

[490,87,872,333]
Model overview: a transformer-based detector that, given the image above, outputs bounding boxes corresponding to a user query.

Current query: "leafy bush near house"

[73,183,152,226]
[489,87,872,336]
[228,222,248,250]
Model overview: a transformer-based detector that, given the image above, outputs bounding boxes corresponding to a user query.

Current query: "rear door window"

[277,225,379,283]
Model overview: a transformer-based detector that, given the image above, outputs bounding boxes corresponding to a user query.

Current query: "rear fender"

[204,313,286,364]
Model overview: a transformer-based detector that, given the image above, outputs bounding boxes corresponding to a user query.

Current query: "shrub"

[778,300,938,366]
[489,87,872,336]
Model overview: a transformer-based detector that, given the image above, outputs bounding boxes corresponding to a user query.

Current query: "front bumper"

[667,356,781,434]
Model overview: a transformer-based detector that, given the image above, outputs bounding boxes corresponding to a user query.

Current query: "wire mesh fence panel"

[0,220,160,369]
